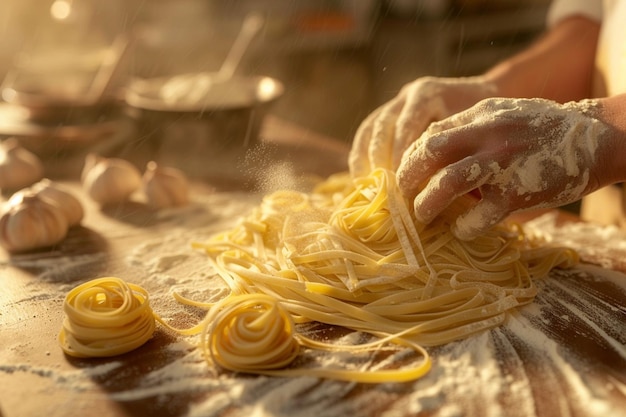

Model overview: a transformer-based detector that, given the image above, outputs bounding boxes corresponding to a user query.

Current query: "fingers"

[349,96,408,177]
[350,78,502,179]
[397,103,495,196]
[350,79,453,177]
[396,96,610,241]
[396,133,448,202]
[393,90,444,169]
[349,106,383,178]
[396,106,510,241]
[411,162,509,241]
[410,156,493,224]
[369,98,406,170]
[397,128,474,201]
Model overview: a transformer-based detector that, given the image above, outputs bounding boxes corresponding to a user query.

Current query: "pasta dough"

[192,168,577,380]
[58,277,156,358]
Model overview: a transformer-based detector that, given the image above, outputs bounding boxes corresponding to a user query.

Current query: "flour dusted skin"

[396,97,610,241]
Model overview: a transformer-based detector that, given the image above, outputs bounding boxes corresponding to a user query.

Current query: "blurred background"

[0,0,551,142]
[0,0,553,189]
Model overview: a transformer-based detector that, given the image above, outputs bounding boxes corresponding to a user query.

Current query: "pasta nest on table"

[58,277,156,358]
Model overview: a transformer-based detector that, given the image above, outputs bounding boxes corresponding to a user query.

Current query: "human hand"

[397,97,611,240]
[349,76,498,178]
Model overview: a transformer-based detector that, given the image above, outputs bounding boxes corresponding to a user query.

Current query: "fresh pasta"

[58,277,156,358]
[55,168,577,382]
[202,293,300,371]
[192,168,577,380]
[200,293,432,383]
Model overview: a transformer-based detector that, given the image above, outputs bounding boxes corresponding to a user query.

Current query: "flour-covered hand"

[397,97,614,240]
[349,76,498,178]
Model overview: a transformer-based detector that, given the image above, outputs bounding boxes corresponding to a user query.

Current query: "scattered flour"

[524,211,626,271]
[1,190,625,417]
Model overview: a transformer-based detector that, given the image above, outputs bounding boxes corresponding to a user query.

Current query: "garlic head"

[82,154,142,205]
[0,194,69,252]
[11,179,84,227]
[142,161,190,209]
[0,138,44,191]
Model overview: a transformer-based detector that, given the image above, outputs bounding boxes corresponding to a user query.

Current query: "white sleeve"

[547,0,604,26]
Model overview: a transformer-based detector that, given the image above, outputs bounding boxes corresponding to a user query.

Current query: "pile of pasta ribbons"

[57,168,577,383]
[191,168,577,381]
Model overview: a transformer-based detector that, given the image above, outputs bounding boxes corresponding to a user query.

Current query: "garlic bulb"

[142,161,190,209]
[10,179,84,227]
[0,194,69,252]
[81,154,142,205]
[0,138,44,191]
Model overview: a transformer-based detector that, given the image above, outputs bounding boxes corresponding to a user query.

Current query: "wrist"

[595,94,626,184]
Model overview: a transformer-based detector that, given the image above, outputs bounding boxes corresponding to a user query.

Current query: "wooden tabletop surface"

[0,116,624,417]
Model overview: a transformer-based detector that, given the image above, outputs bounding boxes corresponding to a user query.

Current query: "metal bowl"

[1,88,120,124]
[122,74,284,177]
[0,103,132,156]
[125,73,284,114]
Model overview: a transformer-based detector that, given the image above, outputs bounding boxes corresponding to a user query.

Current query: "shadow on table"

[3,225,111,284]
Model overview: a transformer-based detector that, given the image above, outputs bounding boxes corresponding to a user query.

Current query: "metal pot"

[122,73,284,178]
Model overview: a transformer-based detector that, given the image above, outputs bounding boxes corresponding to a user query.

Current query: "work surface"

[1,118,625,417]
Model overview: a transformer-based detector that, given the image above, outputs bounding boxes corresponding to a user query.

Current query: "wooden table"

[0,117,624,417]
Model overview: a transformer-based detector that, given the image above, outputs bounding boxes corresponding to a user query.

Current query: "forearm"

[483,16,600,103]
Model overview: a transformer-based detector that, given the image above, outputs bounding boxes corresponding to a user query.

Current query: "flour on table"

[524,211,626,272]
[1,189,625,417]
